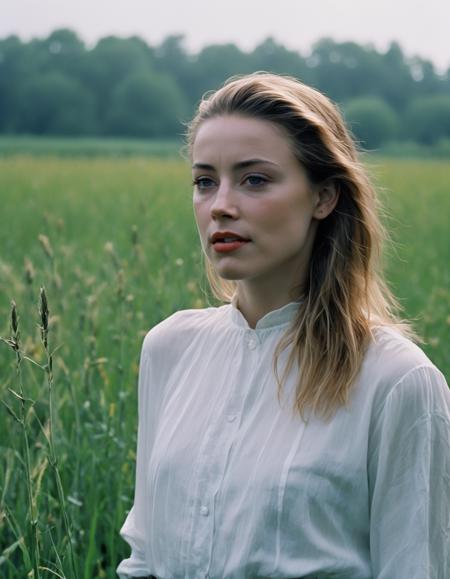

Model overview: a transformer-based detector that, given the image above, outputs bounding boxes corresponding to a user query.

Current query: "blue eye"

[245,175,268,186]
[192,177,215,190]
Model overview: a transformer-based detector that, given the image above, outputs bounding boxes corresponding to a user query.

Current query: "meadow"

[0,152,449,577]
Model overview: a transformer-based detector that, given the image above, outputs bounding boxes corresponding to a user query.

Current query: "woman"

[117,73,450,578]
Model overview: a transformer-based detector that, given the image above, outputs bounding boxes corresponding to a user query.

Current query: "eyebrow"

[192,159,279,171]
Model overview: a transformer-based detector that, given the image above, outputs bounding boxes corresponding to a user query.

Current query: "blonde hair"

[186,72,416,421]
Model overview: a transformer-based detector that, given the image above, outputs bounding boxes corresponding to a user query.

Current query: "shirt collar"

[230,293,301,330]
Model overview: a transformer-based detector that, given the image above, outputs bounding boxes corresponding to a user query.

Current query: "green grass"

[0,154,448,577]
[0,136,183,158]
[368,158,449,359]
[375,138,450,159]
[2,135,450,159]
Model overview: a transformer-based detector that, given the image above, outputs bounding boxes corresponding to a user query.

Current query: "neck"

[230,242,313,328]
[235,280,302,329]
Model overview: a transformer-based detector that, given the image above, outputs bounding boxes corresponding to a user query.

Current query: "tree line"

[1,28,450,148]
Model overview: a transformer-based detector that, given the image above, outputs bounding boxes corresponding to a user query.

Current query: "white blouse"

[116,299,450,579]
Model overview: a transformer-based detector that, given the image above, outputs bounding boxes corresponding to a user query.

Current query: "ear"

[312,180,339,220]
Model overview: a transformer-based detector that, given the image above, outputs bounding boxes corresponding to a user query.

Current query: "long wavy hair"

[186,72,416,421]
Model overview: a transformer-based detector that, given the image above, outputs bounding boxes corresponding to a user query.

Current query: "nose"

[210,181,239,220]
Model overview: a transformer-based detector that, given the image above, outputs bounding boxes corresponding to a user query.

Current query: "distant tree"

[408,56,442,94]
[404,95,450,144]
[38,28,89,84]
[18,72,96,134]
[21,29,88,90]
[380,42,416,111]
[154,35,197,110]
[0,29,449,140]
[105,71,187,137]
[41,28,86,67]
[0,35,25,131]
[344,97,399,148]
[0,30,90,133]
[308,38,386,103]
[193,44,250,97]
[249,37,310,82]
[85,36,155,130]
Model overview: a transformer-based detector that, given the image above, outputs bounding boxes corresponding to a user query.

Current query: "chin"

[215,268,246,281]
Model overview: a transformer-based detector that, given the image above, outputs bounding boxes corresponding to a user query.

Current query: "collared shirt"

[116,299,450,579]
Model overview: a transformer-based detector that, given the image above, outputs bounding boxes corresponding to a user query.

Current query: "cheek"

[192,202,209,250]
[256,197,313,236]
[192,200,206,229]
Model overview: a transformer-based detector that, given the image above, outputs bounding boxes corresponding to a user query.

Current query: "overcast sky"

[3,0,450,72]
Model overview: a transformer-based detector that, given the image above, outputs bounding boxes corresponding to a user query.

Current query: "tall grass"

[0,155,448,577]
[0,157,204,577]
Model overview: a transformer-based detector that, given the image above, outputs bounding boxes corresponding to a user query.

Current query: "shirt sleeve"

[117,337,159,578]
[368,364,450,578]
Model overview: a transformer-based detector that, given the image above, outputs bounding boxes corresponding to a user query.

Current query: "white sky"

[2,0,450,72]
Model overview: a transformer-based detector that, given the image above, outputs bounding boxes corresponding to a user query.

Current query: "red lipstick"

[210,230,251,253]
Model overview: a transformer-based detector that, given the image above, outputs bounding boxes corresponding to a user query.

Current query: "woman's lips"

[212,240,250,253]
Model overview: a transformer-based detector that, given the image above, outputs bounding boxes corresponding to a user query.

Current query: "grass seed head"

[24,258,35,285]
[53,271,62,290]
[116,269,125,300]
[104,241,120,270]
[11,300,19,335]
[131,224,139,246]
[38,234,54,260]
[39,287,49,333]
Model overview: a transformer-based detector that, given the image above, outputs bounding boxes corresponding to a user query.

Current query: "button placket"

[246,330,260,350]
[187,366,244,575]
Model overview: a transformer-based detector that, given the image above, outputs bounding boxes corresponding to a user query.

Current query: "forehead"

[192,115,296,166]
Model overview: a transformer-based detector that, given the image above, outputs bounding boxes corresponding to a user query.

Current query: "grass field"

[1,135,450,159]
[0,136,183,158]
[0,154,449,577]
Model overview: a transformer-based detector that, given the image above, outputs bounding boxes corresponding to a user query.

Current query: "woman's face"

[191,114,328,290]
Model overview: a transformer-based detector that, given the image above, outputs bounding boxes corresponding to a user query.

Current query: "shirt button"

[200,505,209,516]
[248,338,257,349]
[227,415,236,422]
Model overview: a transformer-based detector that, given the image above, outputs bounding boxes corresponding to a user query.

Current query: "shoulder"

[360,324,449,417]
[365,324,433,378]
[140,305,229,360]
